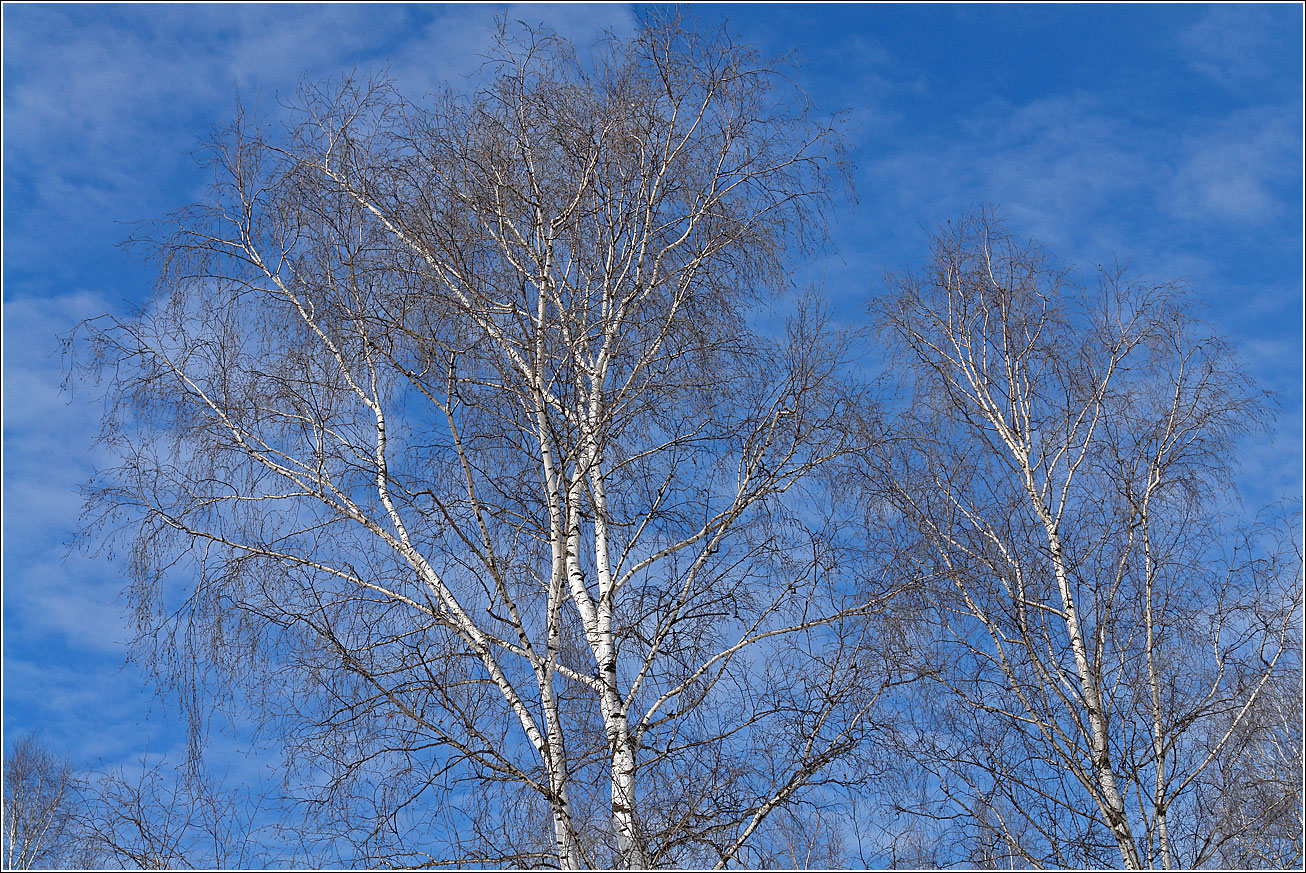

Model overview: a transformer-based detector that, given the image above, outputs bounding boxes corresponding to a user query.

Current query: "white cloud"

[1,658,144,760]
[2,5,637,299]
[854,91,1156,265]
[2,292,127,658]
[1166,106,1300,227]
[1178,4,1295,88]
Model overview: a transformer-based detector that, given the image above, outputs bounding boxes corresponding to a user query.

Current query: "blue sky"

[3,0,1302,836]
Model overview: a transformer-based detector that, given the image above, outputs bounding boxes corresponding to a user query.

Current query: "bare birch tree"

[79,754,275,870]
[76,15,892,868]
[1180,518,1304,869]
[2,735,94,870]
[866,212,1302,869]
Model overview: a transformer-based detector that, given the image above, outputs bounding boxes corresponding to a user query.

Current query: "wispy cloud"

[1178,4,1297,88]
[2,292,132,722]
[851,78,1300,275]
[1166,105,1300,226]
[2,4,635,300]
[853,90,1157,271]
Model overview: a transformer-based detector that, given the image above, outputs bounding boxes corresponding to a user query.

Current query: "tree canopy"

[50,13,1304,872]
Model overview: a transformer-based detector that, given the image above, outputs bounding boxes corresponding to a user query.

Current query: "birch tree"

[866,212,1302,869]
[77,15,892,868]
[78,754,274,870]
[3,735,92,870]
